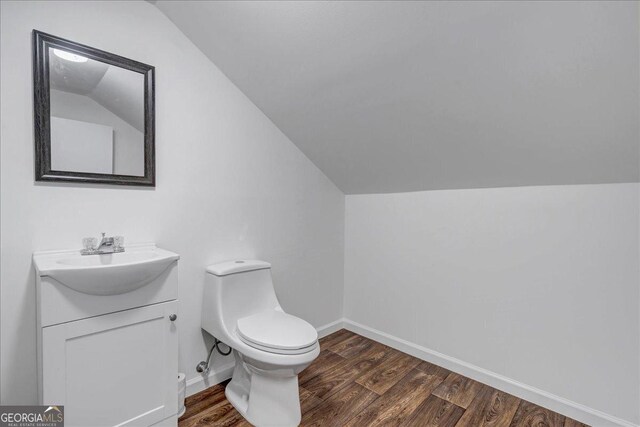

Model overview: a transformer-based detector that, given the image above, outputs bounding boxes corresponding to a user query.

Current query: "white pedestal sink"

[33,244,180,295]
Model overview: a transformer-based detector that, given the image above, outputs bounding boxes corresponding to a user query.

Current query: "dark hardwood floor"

[179,329,589,427]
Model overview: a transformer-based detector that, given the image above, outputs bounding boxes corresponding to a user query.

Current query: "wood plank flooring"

[179,330,589,427]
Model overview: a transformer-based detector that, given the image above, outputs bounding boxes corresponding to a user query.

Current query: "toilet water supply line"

[196,338,232,375]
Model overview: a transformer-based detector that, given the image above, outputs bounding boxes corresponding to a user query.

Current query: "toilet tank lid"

[206,260,271,276]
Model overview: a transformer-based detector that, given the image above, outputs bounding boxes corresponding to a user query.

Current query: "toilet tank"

[202,260,281,341]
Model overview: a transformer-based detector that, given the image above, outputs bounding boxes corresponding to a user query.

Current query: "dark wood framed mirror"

[33,30,155,186]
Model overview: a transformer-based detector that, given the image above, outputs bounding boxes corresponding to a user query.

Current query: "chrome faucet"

[81,232,125,255]
[96,233,115,253]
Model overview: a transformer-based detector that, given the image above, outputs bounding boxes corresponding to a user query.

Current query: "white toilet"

[202,260,320,426]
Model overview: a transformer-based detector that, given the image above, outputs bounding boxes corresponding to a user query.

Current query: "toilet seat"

[237,310,318,355]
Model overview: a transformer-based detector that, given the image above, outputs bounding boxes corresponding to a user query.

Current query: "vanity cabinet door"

[42,301,178,427]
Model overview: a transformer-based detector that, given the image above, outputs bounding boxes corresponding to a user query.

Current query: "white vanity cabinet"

[34,245,180,427]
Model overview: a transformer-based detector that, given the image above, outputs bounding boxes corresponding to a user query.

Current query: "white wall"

[345,183,639,425]
[0,0,344,404]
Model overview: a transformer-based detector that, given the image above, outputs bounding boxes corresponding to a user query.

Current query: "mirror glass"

[48,47,145,176]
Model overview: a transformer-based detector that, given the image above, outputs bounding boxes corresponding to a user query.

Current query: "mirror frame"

[33,30,155,186]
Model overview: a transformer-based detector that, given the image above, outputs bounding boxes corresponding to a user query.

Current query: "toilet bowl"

[201,260,320,426]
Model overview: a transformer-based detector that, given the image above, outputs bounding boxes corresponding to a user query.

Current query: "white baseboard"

[316,318,346,338]
[342,319,637,427]
[185,318,346,398]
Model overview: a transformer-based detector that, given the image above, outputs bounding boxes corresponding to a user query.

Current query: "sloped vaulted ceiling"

[156,1,639,194]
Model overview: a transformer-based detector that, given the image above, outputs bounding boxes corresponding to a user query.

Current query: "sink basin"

[33,244,180,295]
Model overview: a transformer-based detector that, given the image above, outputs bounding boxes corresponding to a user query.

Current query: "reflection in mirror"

[48,47,145,176]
